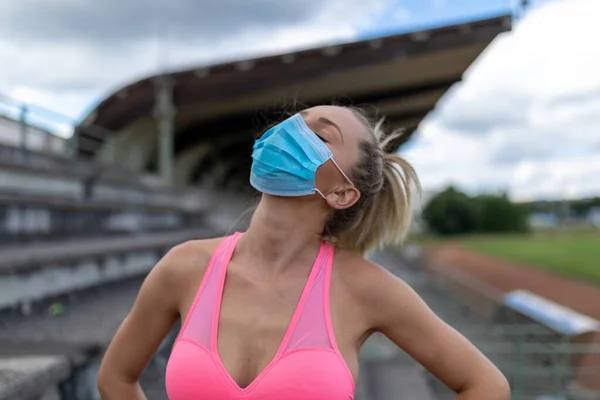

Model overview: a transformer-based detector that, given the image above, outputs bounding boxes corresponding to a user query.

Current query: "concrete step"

[0,228,214,274]
[0,228,220,312]
[0,276,176,400]
[0,355,70,400]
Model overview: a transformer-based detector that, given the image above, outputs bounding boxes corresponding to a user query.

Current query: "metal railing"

[450,325,600,399]
[0,92,80,157]
[386,248,600,399]
[418,272,600,399]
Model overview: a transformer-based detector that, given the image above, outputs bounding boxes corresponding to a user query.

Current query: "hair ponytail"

[322,108,421,254]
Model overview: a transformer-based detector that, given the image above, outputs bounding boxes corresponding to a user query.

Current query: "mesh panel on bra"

[178,238,230,348]
[284,245,334,352]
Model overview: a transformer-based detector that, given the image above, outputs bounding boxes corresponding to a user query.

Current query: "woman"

[97,105,510,399]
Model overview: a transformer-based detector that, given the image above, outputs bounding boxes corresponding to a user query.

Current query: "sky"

[1,0,599,202]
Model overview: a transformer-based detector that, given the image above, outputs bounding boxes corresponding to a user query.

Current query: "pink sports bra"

[165,232,355,399]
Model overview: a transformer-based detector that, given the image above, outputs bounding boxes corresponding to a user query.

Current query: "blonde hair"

[322,107,421,254]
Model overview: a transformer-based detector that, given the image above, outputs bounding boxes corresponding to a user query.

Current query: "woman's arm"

[97,241,209,399]
[367,265,510,399]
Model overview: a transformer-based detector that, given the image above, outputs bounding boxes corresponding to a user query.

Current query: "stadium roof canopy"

[78,14,511,188]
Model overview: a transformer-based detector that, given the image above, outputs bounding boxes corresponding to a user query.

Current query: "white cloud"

[402,0,600,201]
[0,0,388,119]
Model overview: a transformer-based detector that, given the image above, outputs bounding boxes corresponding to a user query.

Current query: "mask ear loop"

[314,157,354,200]
[329,157,354,186]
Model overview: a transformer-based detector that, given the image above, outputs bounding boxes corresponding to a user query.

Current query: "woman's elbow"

[96,368,111,398]
[97,366,118,397]
[488,364,511,399]
[459,369,510,400]
[469,372,511,400]
[494,374,511,400]
[97,363,138,399]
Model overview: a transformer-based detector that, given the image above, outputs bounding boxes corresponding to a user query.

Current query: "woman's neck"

[235,194,328,278]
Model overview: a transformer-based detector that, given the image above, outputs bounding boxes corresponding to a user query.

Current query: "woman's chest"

[176,262,369,385]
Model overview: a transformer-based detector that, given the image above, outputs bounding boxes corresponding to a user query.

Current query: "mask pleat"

[249,114,337,197]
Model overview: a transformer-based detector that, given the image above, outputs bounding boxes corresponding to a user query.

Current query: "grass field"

[410,228,600,283]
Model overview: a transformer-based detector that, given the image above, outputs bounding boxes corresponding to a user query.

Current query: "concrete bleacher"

[0,354,70,400]
[0,228,215,310]
[0,277,174,400]
[0,143,213,244]
[0,229,233,400]
[0,139,245,399]
[0,140,228,311]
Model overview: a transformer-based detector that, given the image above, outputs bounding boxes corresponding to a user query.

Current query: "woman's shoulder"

[333,249,413,326]
[152,236,227,292]
[168,236,225,260]
[333,249,398,291]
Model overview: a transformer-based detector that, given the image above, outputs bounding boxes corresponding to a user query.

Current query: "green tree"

[474,194,528,233]
[423,187,529,235]
[422,187,479,235]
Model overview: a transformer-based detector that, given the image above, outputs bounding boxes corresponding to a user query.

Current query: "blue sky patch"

[359,0,514,39]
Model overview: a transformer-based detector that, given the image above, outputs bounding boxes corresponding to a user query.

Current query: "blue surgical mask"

[250,113,353,198]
